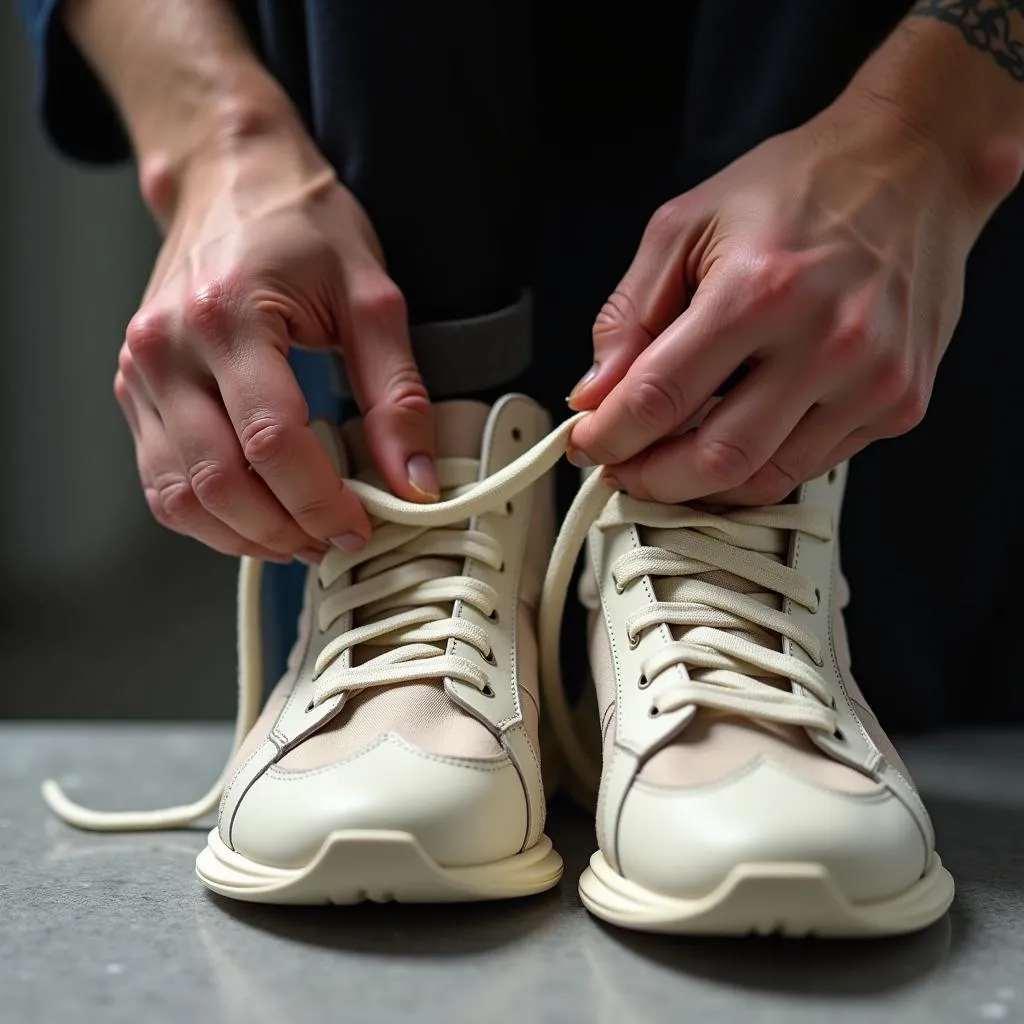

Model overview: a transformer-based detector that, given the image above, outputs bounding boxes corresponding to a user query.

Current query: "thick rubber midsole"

[578,850,955,937]
[196,828,564,905]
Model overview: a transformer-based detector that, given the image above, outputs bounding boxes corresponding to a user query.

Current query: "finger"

[204,313,372,550]
[712,346,927,502]
[569,265,770,467]
[805,390,929,482]
[342,267,438,501]
[116,341,157,431]
[605,356,818,504]
[569,196,707,411]
[113,361,142,440]
[704,391,876,505]
[808,431,874,481]
[158,371,329,559]
[133,395,291,563]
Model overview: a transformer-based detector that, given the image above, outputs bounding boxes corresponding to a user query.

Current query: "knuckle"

[188,459,234,508]
[144,489,172,527]
[124,310,170,365]
[750,461,800,505]
[871,352,913,405]
[386,364,430,411]
[593,290,637,338]
[645,200,682,242]
[117,344,136,379]
[292,494,334,523]
[626,374,686,433]
[824,318,877,369]
[742,251,800,311]
[182,277,243,345]
[240,416,296,469]
[351,275,408,325]
[695,437,754,489]
[112,370,130,405]
[150,475,196,526]
[888,389,929,434]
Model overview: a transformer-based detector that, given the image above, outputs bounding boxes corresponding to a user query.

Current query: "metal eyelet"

[627,633,639,650]
[613,579,625,595]
[482,684,495,698]
[833,727,845,742]
[505,501,514,515]
[305,700,315,713]
[511,428,521,442]
[487,608,499,622]
[638,673,650,690]
[648,705,660,718]
[484,649,497,666]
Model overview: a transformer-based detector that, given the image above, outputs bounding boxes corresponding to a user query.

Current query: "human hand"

[115,125,437,564]
[567,92,1000,505]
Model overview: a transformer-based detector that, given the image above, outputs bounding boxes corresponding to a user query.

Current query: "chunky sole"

[578,851,954,937]
[195,828,563,905]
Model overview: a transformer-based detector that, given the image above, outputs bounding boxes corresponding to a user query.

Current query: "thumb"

[568,197,704,412]
[342,268,439,502]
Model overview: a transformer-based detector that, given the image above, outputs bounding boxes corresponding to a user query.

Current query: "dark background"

[2,0,1022,731]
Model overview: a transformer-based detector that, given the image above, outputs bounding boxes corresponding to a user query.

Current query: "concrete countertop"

[2,723,1021,1024]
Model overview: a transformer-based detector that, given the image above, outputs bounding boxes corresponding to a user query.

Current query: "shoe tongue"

[341,400,490,478]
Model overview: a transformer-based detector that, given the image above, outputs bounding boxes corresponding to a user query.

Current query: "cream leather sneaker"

[43,396,570,905]
[540,461,955,936]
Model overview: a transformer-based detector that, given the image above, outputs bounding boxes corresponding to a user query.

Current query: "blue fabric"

[15,0,129,162]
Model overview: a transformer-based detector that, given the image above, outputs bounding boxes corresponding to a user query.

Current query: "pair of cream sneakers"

[45,395,954,936]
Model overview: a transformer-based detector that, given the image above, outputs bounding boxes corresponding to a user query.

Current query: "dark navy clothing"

[16,1,1024,728]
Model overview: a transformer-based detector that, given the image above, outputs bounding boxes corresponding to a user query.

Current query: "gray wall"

[0,3,236,719]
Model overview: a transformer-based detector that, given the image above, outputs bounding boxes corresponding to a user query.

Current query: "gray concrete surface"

[2,724,1021,1024]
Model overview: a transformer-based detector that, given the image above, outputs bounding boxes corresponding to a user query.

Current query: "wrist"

[839,18,1024,226]
[161,99,337,235]
[137,65,311,222]
[62,0,316,225]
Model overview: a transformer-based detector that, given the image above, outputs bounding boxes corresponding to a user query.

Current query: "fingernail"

[330,532,366,552]
[567,364,600,406]
[567,446,595,468]
[406,453,440,500]
[602,472,621,490]
[295,548,324,567]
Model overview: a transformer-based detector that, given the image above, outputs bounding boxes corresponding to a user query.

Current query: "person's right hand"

[115,124,438,565]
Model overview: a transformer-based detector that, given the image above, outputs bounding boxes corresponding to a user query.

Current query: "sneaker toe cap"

[227,732,528,869]
[616,758,929,903]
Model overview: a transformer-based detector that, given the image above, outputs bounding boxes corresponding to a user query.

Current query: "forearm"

[840,1,1024,220]
[64,0,306,220]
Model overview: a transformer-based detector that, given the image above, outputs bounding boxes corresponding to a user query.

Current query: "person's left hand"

[566,91,999,505]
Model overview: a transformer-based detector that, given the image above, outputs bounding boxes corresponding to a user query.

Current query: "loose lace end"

[41,778,223,832]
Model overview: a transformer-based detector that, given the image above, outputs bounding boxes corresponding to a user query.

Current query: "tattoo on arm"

[911,0,1024,81]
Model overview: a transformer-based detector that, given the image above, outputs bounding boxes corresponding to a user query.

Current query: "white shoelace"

[43,411,837,831]
[41,415,582,831]
[537,469,839,799]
